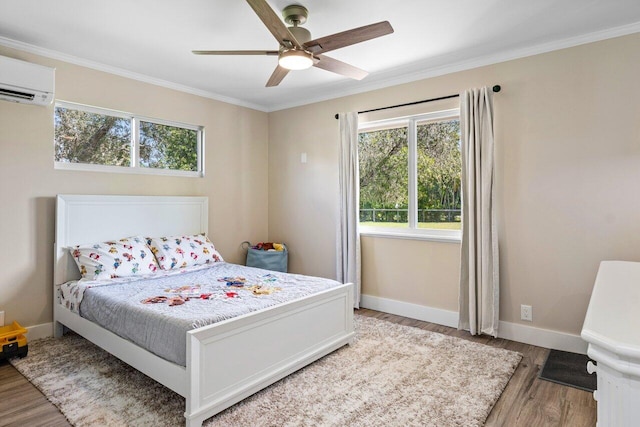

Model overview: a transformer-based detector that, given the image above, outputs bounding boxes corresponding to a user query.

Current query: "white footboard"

[184,283,354,427]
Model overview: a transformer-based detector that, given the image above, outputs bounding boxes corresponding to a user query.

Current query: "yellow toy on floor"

[0,321,28,360]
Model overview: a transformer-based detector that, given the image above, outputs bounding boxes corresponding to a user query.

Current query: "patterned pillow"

[70,236,159,280]
[147,234,224,270]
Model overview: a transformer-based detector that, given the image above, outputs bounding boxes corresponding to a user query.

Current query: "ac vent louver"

[0,87,35,101]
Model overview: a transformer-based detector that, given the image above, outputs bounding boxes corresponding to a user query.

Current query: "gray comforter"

[65,263,342,366]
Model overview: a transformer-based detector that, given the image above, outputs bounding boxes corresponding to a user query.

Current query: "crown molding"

[267,21,640,112]
[0,36,268,112]
[2,19,639,114]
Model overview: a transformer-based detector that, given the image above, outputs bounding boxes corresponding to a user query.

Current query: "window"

[358,108,461,240]
[54,101,203,176]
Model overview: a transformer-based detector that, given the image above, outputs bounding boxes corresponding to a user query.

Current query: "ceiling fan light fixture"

[278,49,314,70]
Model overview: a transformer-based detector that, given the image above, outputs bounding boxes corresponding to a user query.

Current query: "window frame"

[54,101,204,177]
[358,108,461,243]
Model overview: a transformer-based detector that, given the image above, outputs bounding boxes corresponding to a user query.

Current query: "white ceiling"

[1,0,639,112]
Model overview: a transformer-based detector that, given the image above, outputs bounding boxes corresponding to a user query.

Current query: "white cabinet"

[581,261,640,427]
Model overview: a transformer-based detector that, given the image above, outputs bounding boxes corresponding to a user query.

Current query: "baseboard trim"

[360,294,587,354]
[360,294,459,328]
[497,321,587,354]
[26,322,53,341]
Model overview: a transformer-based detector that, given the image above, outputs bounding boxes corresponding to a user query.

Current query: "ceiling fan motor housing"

[288,26,311,44]
[283,5,308,25]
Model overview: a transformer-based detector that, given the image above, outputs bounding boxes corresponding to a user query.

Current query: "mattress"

[59,263,343,366]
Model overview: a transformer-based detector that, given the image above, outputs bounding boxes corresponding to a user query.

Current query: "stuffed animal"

[247,285,282,295]
[141,295,190,306]
[168,296,188,306]
[254,242,275,250]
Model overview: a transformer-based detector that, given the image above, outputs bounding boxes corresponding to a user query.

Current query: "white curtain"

[337,112,362,308]
[458,87,499,337]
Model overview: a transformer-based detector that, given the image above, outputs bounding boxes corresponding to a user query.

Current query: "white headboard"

[55,195,208,285]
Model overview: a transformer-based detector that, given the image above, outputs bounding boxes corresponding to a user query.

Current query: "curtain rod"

[334,85,501,120]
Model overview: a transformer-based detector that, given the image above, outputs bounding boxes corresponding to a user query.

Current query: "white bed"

[53,194,355,427]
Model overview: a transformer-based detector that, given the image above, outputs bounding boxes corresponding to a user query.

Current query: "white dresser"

[581,261,640,427]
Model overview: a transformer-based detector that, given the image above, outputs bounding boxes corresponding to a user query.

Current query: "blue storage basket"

[242,242,288,273]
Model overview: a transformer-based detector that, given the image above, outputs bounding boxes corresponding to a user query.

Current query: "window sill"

[359,228,462,243]
[54,162,203,178]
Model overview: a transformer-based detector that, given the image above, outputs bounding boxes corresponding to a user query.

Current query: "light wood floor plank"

[0,361,70,426]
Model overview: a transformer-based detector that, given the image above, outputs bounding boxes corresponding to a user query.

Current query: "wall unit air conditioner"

[0,55,55,106]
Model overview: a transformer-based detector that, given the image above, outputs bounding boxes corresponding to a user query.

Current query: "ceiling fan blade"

[192,50,279,56]
[245,0,301,48]
[313,54,368,80]
[304,21,394,54]
[266,65,290,87]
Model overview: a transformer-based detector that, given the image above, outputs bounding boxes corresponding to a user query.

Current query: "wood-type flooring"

[0,309,596,426]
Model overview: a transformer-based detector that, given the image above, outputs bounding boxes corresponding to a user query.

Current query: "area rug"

[539,349,596,392]
[11,315,521,427]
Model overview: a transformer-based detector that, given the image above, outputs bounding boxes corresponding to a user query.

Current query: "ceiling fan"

[192,0,394,87]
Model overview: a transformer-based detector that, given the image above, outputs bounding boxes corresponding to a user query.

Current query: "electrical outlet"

[521,305,532,321]
[0,311,4,327]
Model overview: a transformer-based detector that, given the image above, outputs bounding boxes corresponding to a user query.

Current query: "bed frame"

[53,194,355,427]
